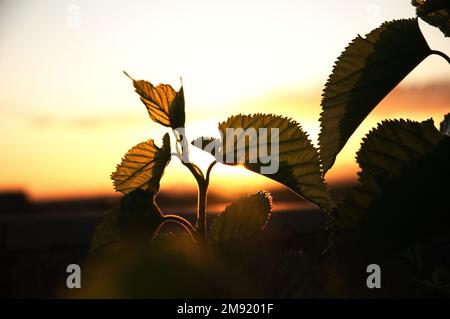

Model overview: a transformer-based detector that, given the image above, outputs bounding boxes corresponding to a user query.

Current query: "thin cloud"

[257,80,450,120]
[30,114,143,129]
[0,100,145,129]
[380,80,450,113]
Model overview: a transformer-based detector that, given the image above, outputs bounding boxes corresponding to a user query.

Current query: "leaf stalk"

[431,50,450,64]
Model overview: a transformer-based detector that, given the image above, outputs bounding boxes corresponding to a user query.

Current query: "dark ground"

[0,183,352,298]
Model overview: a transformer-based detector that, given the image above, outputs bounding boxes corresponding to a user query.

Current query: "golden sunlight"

[0,0,448,199]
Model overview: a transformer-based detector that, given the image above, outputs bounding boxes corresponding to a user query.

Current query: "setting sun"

[0,0,448,199]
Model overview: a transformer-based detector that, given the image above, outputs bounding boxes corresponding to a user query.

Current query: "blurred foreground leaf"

[90,207,121,252]
[331,119,449,285]
[333,119,441,233]
[90,189,164,251]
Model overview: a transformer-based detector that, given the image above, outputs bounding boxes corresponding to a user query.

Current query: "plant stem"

[206,160,217,185]
[431,50,450,64]
[183,162,204,185]
[162,214,198,242]
[164,214,197,233]
[197,181,208,237]
[198,161,217,237]
[181,161,217,239]
[182,161,208,238]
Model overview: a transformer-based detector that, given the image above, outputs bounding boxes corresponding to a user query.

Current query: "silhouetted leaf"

[90,189,164,252]
[90,207,121,252]
[117,189,164,243]
[331,127,449,295]
[334,119,441,232]
[352,136,450,260]
[319,19,432,172]
[440,113,450,135]
[412,0,450,37]
[331,120,450,280]
[210,191,272,262]
[111,133,171,194]
[125,72,185,128]
[193,114,331,211]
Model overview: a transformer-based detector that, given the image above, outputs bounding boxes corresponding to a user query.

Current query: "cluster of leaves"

[412,0,450,37]
[317,6,450,296]
[317,5,450,296]
[87,72,330,296]
[85,1,450,298]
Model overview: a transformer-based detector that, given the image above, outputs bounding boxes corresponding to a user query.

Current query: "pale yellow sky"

[0,0,449,199]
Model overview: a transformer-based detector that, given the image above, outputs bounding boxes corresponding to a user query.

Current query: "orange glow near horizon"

[0,0,449,200]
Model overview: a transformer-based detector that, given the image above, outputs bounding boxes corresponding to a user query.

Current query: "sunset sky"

[0,0,449,200]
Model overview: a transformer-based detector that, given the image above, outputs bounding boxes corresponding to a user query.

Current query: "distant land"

[0,180,355,297]
[0,180,355,216]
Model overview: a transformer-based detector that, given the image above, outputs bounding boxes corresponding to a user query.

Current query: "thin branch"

[179,160,208,238]
[182,161,205,185]
[431,50,450,64]
[205,160,217,185]
[172,128,181,142]
[158,214,198,242]
[171,129,184,159]
[197,183,208,238]
[172,129,210,239]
